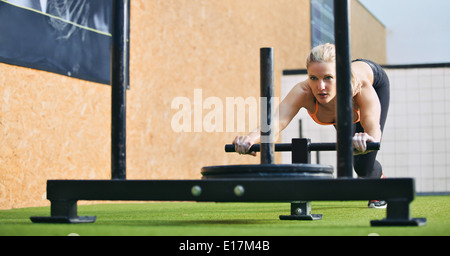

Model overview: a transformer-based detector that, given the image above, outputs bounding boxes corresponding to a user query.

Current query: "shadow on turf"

[96,219,275,226]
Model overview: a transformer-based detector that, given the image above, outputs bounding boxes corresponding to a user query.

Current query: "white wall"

[281,65,450,193]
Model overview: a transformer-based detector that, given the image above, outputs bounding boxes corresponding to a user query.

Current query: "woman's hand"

[233,136,257,156]
[352,132,376,154]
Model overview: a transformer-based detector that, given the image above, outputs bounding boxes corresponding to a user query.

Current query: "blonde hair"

[307,43,362,95]
[306,43,336,68]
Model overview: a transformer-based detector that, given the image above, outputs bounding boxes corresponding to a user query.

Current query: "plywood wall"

[351,0,387,64]
[0,64,111,209]
[0,0,385,209]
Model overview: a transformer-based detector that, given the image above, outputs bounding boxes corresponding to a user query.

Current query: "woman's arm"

[353,82,382,153]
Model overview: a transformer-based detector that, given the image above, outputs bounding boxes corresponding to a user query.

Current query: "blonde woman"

[233,43,390,208]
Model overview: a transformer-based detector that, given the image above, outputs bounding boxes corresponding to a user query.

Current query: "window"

[311,0,334,47]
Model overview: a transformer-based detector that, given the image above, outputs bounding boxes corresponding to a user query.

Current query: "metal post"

[291,138,311,164]
[260,48,275,164]
[111,0,130,180]
[334,0,353,178]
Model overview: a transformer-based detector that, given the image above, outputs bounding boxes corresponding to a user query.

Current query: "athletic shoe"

[368,200,387,208]
[368,173,387,208]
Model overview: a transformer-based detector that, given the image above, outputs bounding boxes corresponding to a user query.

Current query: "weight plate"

[201,164,334,179]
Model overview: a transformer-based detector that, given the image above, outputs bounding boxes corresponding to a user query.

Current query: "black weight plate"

[201,164,334,179]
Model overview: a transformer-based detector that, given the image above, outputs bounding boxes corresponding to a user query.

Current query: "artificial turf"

[0,196,449,236]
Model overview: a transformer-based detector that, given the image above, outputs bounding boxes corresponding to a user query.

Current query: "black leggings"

[352,59,390,178]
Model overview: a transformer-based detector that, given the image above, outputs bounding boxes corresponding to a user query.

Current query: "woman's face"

[307,62,336,104]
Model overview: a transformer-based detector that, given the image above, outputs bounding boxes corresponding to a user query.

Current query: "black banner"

[0,0,113,85]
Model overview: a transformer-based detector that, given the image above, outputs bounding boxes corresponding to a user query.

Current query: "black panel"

[0,0,114,85]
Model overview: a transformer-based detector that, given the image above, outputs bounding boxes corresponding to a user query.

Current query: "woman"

[233,43,390,208]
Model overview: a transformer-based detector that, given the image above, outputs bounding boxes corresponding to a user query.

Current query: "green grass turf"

[0,196,449,236]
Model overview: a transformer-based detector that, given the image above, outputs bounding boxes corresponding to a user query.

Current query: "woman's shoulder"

[290,80,315,110]
[295,79,313,95]
[352,61,374,85]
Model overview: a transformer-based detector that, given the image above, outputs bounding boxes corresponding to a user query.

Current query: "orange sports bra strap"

[311,100,319,115]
